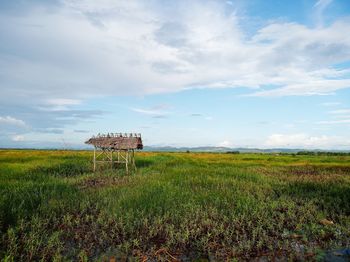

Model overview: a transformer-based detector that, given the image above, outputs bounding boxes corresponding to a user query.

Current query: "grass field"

[0,150,349,261]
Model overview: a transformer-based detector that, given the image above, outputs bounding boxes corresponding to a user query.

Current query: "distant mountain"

[143,146,232,152]
[143,146,350,153]
[1,145,349,153]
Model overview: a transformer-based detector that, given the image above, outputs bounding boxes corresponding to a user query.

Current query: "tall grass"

[0,150,349,260]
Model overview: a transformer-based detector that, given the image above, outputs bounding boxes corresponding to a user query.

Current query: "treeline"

[296,151,350,156]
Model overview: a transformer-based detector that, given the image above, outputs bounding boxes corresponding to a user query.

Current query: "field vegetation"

[0,150,349,261]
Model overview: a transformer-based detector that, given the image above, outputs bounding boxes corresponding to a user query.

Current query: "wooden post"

[130,150,132,170]
[111,150,113,169]
[93,146,96,172]
[132,149,136,171]
[125,150,128,174]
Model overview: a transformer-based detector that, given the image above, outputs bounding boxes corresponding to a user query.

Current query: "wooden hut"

[85,133,143,173]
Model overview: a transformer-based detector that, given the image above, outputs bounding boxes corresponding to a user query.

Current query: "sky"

[1,0,350,149]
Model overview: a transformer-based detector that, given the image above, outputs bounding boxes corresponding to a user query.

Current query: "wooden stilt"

[125,150,128,173]
[93,146,96,172]
[132,150,136,171]
[111,150,113,169]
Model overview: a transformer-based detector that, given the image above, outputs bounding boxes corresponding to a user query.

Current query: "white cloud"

[315,0,333,8]
[329,109,350,114]
[250,79,350,97]
[265,133,350,148]
[47,99,81,106]
[0,0,349,107]
[39,98,83,111]
[132,108,162,115]
[318,119,350,124]
[0,116,26,127]
[321,102,341,106]
[314,0,333,27]
[131,105,170,118]
[317,108,350,125]
[11,135,25,142]
[0,0,350,149]
[218,140,234,147]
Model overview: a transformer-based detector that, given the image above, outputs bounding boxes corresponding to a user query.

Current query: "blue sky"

[1,0,350,149]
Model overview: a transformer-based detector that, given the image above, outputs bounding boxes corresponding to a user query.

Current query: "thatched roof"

[85,133,143,150]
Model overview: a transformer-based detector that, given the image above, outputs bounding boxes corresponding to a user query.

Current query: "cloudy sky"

[1,0,350,149]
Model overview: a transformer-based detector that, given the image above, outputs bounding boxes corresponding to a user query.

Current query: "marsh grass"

[0,150,349,261]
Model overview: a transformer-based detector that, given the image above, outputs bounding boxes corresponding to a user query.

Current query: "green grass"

[0,150,349,261]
